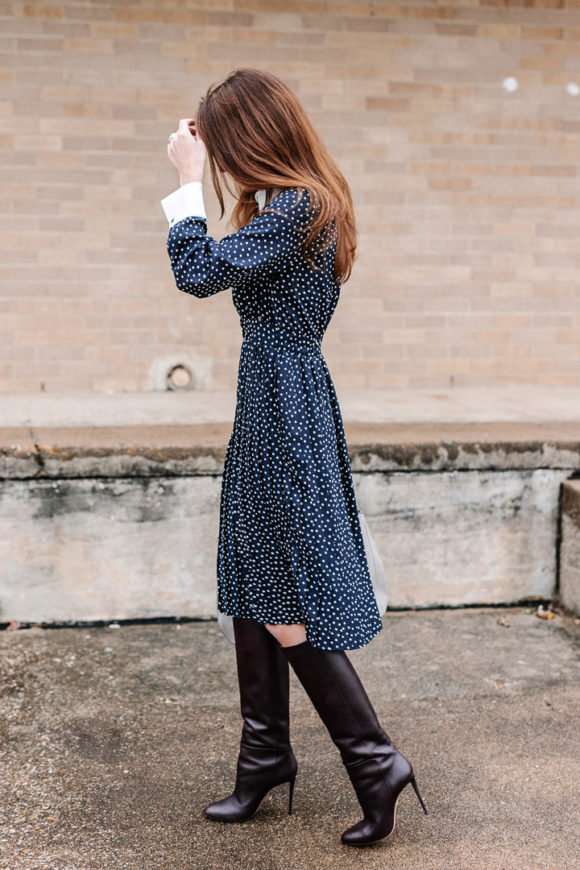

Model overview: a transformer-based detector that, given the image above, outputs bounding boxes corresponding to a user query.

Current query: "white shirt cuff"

[160,181,207,226]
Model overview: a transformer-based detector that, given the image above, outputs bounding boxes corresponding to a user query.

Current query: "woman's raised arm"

[162,187,311,299]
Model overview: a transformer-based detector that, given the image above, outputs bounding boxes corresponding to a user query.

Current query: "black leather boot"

[203,617,297,822]
[281,639,428,845]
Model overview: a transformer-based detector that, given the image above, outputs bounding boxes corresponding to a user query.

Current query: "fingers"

[167,119,194,155]
[167,118,205,175]
[178,117,196,136]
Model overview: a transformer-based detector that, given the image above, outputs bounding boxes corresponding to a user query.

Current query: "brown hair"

[195,68,358,284]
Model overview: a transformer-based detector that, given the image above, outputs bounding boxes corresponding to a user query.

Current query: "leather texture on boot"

[281,639,415,845]
[341,751,413,844]
[204,744,297,821]
[204,618,297,822]
[281,642,393,764]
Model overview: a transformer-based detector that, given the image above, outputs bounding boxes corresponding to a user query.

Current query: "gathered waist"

[241,317,322,357]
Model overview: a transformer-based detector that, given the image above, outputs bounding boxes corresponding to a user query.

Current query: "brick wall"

[1,0,580,392]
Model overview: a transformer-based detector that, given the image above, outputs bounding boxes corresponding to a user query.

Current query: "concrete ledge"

[2,417,579,623]
[3,387,580,623]
[2,421,580,479]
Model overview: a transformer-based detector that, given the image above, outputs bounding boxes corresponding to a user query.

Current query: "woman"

[161,68,428,846]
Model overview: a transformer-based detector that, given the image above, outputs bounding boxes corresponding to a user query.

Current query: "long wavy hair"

[195,68,358,284]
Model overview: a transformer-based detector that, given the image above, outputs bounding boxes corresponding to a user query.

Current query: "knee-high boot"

[280,639,428,846]
[203,617,297,822]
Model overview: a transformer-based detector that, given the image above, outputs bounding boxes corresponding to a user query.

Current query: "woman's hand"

[167,118,207,186]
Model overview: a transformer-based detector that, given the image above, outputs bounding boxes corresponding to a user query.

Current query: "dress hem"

[216,609,384,651]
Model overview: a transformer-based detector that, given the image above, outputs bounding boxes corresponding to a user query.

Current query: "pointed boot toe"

[204,744,297,823]
[204,795,244,822]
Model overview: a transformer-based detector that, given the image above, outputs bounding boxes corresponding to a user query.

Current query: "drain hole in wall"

[166,363,193,391]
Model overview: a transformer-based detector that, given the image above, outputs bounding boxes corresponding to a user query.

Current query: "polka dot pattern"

[166,187,383,650]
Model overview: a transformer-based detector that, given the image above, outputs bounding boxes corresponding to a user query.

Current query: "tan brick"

[115,8,204,25]
[522,26,564,39]
[479,24,521,39]
[64,38,113,54]
[89,22,139,39]
[22,4,63,18]
[428,178,472,191]
[521,55,563,70]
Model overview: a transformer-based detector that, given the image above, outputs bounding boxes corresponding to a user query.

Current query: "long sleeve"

[165,187,312,299]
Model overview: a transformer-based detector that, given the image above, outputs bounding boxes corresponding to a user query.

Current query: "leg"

[264,622,307,647]
[279,639,428,846]
[203,617,297,822]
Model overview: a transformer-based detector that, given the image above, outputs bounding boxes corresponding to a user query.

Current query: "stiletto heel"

[288,775,296,814]
[410,774,429,815]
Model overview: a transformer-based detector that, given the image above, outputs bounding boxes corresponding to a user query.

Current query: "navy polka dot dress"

[166,186,382,650]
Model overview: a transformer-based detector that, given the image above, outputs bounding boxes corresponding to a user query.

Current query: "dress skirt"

[216,316,383,651]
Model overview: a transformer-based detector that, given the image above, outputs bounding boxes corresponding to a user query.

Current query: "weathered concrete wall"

[355,469,560,609]
[560,480,580,616]
[2,423,579,624]
[0,477,222,623]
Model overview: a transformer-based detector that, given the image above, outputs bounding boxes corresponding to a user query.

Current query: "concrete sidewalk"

[1,607,578,870]
[3,384,580,428]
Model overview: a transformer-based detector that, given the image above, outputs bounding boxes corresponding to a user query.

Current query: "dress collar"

[255,189,267,210]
